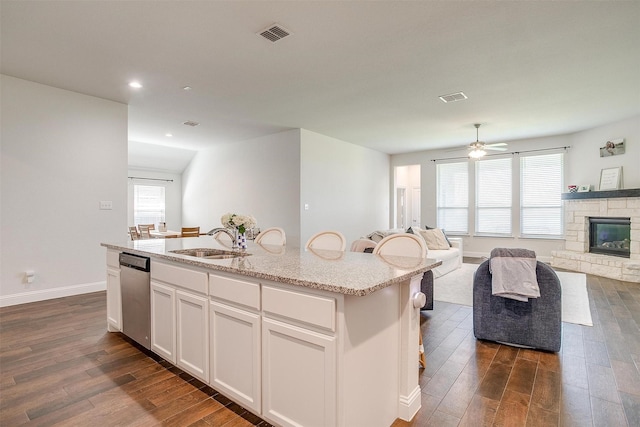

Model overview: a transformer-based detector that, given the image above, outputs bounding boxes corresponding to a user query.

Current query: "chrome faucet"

[207,228,237,247]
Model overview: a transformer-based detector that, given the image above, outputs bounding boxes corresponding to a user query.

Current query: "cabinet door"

[106,267,121,331]
[150,281,176,363]
[210,301,261,413]
[262,318,336,427]
[176,290,209,381]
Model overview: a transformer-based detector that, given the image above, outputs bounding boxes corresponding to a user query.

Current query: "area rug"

[433,263,593,326]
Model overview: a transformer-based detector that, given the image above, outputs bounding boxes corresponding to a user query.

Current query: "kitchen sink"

[169,248,248,259]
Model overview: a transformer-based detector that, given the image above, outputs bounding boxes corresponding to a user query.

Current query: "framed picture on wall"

[599,167,622,191]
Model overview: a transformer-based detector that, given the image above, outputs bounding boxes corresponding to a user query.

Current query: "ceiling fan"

[468,124,507,158]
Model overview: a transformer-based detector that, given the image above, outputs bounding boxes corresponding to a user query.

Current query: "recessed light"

[183,86,192,91]
[128,81,143,89]
[165,133,173,137]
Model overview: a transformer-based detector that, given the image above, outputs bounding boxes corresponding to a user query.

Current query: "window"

[133,185,165,226]
[521,153,563,237]
[436,162,468,234]
[476,157,512,235]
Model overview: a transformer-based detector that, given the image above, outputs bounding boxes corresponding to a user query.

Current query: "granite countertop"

[101,237,441,296]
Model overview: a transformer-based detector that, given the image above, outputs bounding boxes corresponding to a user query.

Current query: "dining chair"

[372,233,427,258]
[139,223,155,230]
[372,232,427,368]
[137,225,152,239]
[181,226,200,238]
[255,227,286,246]
[129,226,140,241]
[305,230,346,251]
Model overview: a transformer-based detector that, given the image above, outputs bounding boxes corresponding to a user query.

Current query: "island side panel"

[340,282,401,427]
[398,274,422,421]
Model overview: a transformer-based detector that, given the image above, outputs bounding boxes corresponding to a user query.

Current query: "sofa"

[359,227,463,311]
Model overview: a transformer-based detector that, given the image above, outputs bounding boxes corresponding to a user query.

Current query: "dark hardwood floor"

[2,260,640,426]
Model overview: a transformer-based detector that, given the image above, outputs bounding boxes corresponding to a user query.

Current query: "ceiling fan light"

[469,149,486,159]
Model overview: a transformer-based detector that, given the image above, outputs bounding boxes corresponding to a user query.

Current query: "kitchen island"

[102,236,441,427]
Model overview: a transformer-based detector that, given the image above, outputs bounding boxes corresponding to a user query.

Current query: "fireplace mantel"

[562,188,640,200]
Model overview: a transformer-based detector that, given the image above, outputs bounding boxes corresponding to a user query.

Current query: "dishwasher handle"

[119,253,150,272]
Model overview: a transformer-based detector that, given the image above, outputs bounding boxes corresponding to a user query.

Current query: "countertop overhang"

[102,237,441,296]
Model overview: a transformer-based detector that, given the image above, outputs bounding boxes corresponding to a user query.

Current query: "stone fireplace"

[551,189,640,283]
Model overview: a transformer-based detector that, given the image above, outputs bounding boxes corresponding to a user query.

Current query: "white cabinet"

[151,260,209,382]
[176,290,209,381]
[261,284,337,427]
[106,250,121,332]
[106,267,121,331]
[209,274,261,413]
[150,281,176,363]
[210,300,261,412]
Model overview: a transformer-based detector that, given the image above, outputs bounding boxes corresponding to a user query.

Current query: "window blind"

[521,153,563,237]
[476,157,512,235]
[133,185,166,226]
[436,162,468,234]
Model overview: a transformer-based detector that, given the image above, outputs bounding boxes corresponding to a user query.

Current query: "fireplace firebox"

[589,217,631,258]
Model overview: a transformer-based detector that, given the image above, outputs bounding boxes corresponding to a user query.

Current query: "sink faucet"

[207,228,237,248]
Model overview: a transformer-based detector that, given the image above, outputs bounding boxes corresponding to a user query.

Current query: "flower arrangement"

[221,213,257,235]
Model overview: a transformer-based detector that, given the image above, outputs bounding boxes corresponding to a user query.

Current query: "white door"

[262,318,336,427]
[411,187,421,227]
[176,290,209,381]
[210,301,261,412]
[396,187,406,229]
[150,281,176,363]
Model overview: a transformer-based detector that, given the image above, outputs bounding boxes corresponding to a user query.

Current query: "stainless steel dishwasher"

[119,252,151,349]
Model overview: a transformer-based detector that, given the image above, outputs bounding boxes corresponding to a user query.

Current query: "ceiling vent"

[439,92,468,103]
[182,120,199,127]
[257,23,292,43]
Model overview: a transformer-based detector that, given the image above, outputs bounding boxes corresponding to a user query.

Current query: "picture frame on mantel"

[599,166,622,191]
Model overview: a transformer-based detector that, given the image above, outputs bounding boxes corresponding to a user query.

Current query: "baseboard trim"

[398,385,421,421]
[0,281,106,307]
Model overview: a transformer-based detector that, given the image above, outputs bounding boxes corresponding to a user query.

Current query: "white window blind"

[133,185,165,226]
[476,157,512,235]
[521,153,563,237]
[436,162,468,234]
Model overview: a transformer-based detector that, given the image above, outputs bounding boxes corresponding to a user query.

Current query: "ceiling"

[2,1,639,171]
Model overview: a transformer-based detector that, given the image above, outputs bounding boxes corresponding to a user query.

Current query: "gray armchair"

[473,259,561,352]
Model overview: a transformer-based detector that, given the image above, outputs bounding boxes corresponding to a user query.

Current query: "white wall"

[127,168,182,232]
[568,115,640,190]
[300,129,390,245]
[391,116,640,259]
[181,130,301,243]
[0,75,128,306]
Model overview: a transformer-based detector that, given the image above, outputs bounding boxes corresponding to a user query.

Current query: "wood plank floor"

[393,258,640,427]
[0,292,272,426]
[2,260,640,426]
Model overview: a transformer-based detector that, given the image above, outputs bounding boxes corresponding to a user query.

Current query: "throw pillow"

[418,228,450,250]
[424,225,452,247]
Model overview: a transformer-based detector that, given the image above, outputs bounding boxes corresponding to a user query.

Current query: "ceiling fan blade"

[486,146,507,151]
[485,142,507,147]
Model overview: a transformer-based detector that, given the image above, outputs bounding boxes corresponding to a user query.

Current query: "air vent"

[257,23,292,43]
[183,120,199,127]
[439,92,468,103]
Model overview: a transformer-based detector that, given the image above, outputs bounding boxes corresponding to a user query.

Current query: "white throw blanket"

[490,248,540,302]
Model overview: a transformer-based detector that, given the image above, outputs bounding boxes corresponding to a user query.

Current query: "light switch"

[99,201,113,210]
[304,203,310,210]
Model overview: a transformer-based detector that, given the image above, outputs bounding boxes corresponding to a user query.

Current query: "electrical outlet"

[99,201,113,210]
[304,203,310,210]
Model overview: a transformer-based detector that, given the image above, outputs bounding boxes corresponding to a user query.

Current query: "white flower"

[220,213,257,234]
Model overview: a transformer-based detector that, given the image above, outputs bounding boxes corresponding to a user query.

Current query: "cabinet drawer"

[151,261,208,294]
[262,285,335,332]
[209,274,260,311]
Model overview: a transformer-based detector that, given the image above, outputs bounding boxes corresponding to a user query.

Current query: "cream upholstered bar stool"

[255,227,286,246]
[305,230,347,251]
[373,233,428,368]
